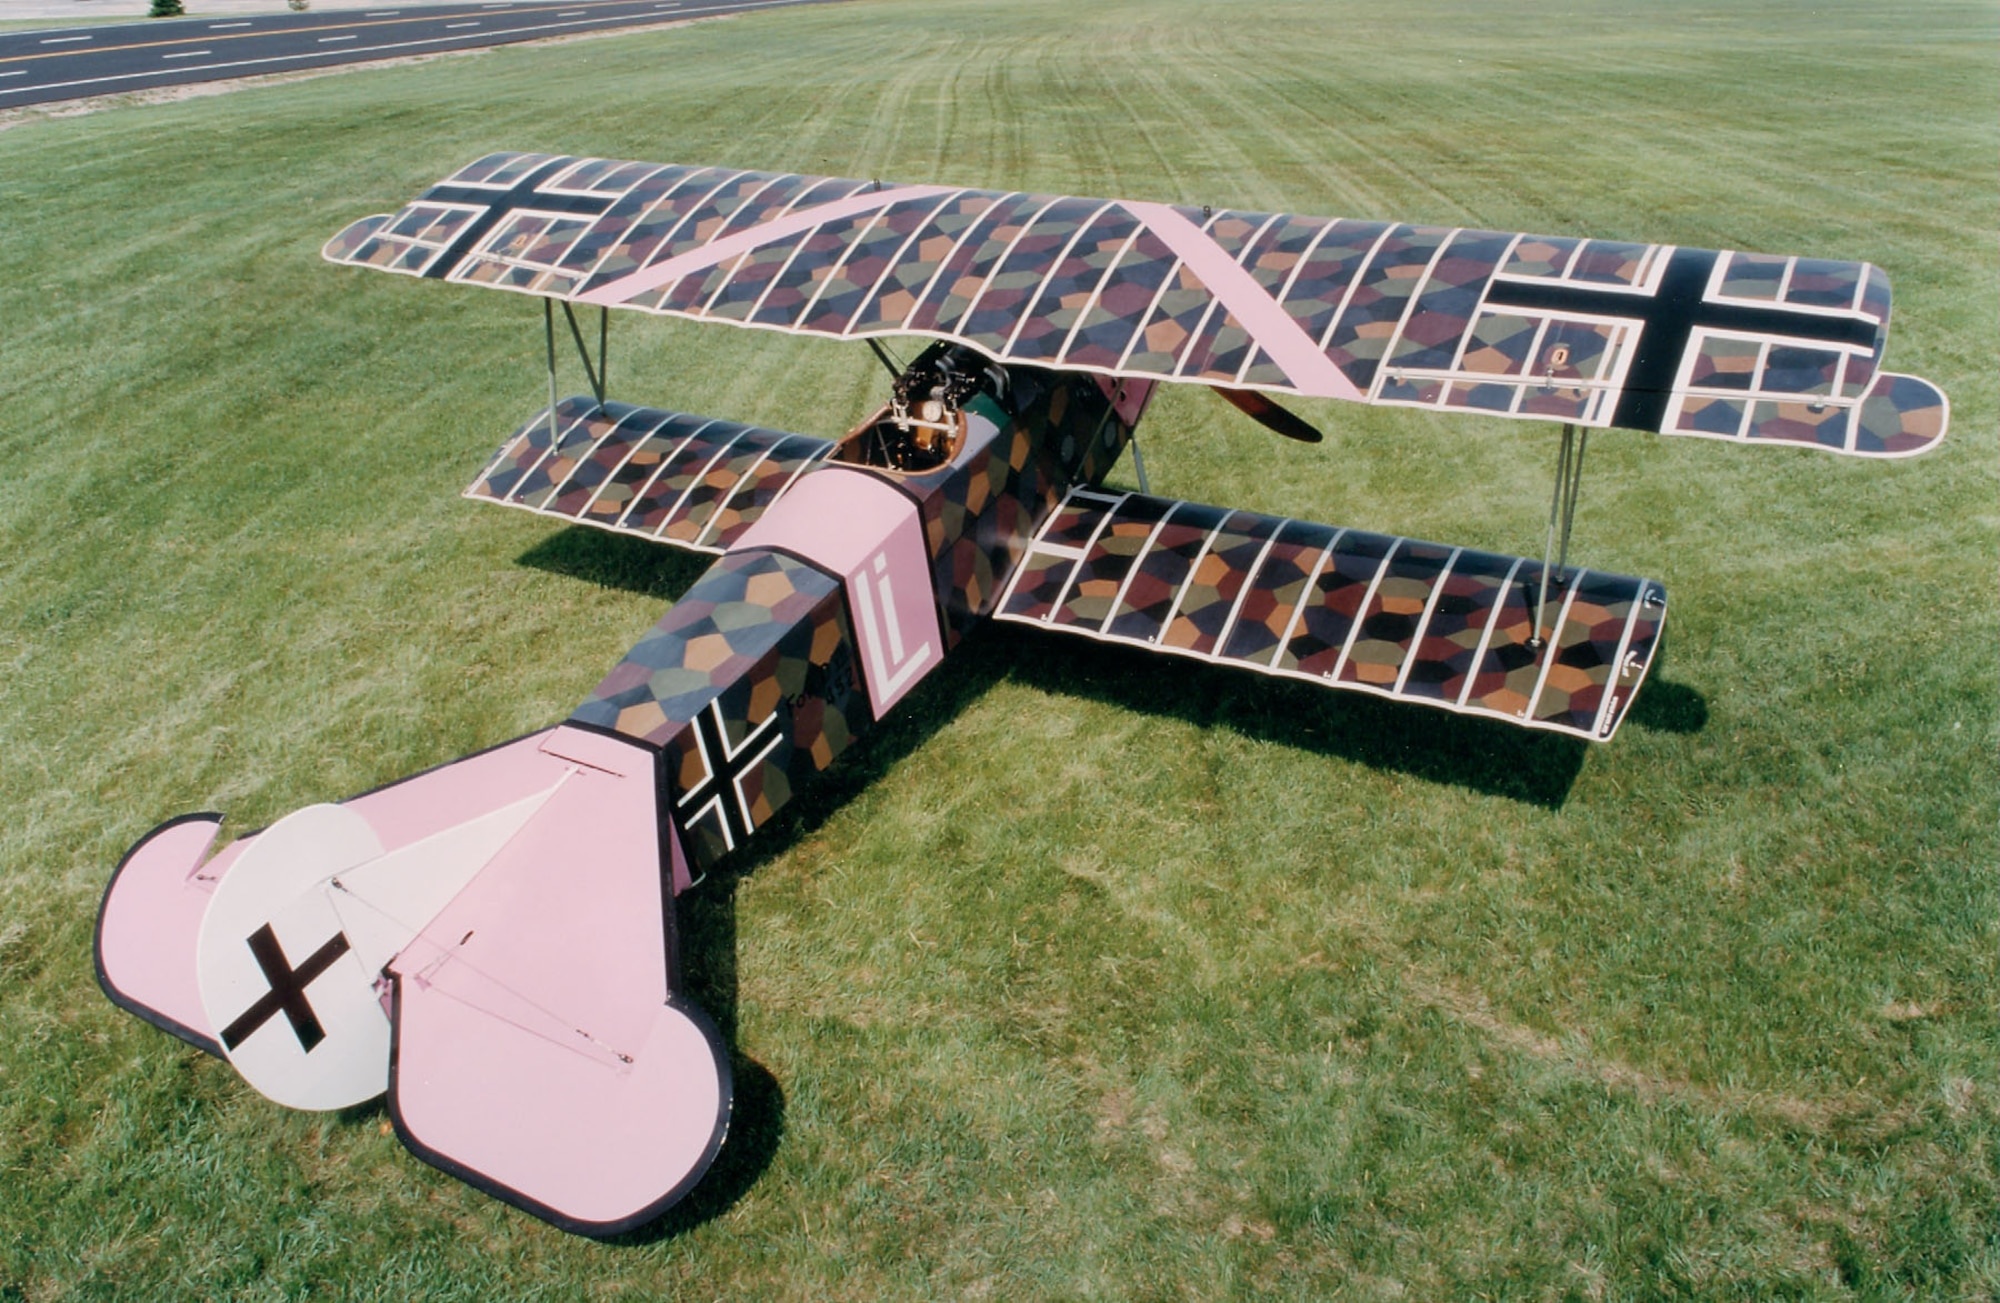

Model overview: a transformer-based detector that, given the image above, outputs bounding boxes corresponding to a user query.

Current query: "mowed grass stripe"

[0,0,1993,1296]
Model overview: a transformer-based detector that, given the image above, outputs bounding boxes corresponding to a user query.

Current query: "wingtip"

[321,213,393,267]
[1851,370,1949,458]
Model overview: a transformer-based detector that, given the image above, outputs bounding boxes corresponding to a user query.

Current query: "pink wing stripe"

[1120,200,1364,403]
[578,184,958,309]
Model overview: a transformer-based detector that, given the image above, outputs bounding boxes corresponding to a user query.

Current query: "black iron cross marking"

[420,157,618,281]
[676,699,783,854]
[1483,248,1879,433]
[219,924,351,1054]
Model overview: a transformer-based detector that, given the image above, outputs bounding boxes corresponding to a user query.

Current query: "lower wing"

[995,487,1666,742]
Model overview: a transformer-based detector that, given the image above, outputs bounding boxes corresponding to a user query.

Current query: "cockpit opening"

[833,342,1007,474]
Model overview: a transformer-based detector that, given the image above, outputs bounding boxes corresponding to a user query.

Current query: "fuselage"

[565,343,1145,876]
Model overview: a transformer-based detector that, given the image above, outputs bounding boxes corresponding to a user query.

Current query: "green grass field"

[1,0,1994,1297]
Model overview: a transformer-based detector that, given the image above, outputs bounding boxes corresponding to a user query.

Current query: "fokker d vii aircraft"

[95,152,1948,1236]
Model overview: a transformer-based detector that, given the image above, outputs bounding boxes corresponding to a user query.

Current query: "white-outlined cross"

[675,698,784,853]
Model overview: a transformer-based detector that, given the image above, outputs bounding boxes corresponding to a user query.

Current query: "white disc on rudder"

[195,803,390,1111]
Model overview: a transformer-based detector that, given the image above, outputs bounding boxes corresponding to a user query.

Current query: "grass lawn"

[0,0,1994,1297]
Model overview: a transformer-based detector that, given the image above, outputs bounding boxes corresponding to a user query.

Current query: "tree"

[149,0,185,15]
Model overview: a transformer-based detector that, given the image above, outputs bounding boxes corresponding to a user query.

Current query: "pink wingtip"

[96,813,239,1055]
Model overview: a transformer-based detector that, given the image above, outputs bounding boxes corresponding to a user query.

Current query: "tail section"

[95,727,730,1236]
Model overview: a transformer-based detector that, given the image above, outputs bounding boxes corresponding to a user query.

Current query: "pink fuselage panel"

[733,466,944,716]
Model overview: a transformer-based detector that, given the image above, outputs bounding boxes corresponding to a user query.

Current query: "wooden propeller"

[1210,386,1325,443]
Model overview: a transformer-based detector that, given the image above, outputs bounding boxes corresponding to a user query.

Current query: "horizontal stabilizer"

[995,488,1666,741]
[466,396,834,553]
[391,965,729,1237]
[383,728,729,1235]
[96,727,732,1233]
[97,813,237,1057]
[326,153,1946,455]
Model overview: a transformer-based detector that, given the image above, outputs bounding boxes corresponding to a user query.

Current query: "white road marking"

[208,21,253,28]
[318,33,358,41]
[40,35,92,44]
[1,0,795,103]
[162,49,214,59]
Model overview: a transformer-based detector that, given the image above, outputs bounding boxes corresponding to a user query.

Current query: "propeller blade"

[1211,386,1325,443]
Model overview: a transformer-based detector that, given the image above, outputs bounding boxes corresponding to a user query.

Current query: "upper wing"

[466,395,834,553]
[325,152,1946,456]
[995,487,1665,742]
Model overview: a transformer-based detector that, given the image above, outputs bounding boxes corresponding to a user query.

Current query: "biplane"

[95,152,1948,1236]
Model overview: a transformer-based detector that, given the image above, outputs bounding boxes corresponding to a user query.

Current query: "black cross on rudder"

[219,924,352,1054]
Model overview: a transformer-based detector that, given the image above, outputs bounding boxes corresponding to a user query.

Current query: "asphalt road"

[0,0,839,107]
